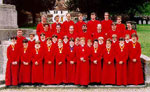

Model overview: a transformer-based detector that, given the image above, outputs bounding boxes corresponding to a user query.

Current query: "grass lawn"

[137,24,150,57]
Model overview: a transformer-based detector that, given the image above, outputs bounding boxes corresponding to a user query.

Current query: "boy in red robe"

[98,37,105,50]
[43,37,55,85]
[53,24,64,39]
[52,35,58,49]
[6,37,19,87]
[66,38,76,84]
[90,39,102,84]
[75,37,90,87]
[55,39,67,84]
[19,39,32,84]
[39,33,46,48]
[128,33,144,85]
[42,23,51,38]
[67,25,77,39]
[93,24,105,40]
[115,38,129,85]
[51,15,62,33]
[31,41,44,86]
[108,22,119,40]
[28,33,35,49]
[102,39,116,85]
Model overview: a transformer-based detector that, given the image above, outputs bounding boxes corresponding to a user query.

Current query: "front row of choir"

[6,33,144,87]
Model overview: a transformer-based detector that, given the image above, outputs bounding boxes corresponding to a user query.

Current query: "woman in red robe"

[90,39,102,83]
[55,39,67,84]
[75,37,90,87]
[31,41,44,85]
[6,37,20,87]
[43,37,55,85]
[128,33,144,85]
[115,38,129,85]
[102,39,116,85]
[66,38,76,84]
[19,39,32,84]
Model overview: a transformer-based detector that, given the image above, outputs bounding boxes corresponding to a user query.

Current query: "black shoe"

[82,85,88,88]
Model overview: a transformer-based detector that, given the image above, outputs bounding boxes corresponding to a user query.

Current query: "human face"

[47,40,52,45]
[106,41,111,48]
[40,35,45,41]
[29,35,34,40]
[17,30,23,37]
[78,15,83,21]
[132,36,137,43]
[117,17,122,24]
[119,40,124,45]
[93,41,98,48]
[91,14,96,20]
[104,13,109,20]
[82,26,87,32]
[66,14,71,21]
[41,16,47,23]
[52,37,57,43]
[127,23,132,30]
[44,25,49,31]
[112,25,116,31]
[80,40,85,46]
[55,16,59,22]
[97,24,102,30]
[23,43,28,48]
[69,41,74,47]
[69,26,74,33]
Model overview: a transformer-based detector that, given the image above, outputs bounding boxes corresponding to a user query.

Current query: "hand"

[133,59,137,62]
[35,61,38,65]
[108,61,111,65]
[83,60,86,62]
[48,61,52,64]
[80,57,84,61]
[58,62,62,65]
[12,61,17,65]
[70,61,74,64]
[23,61,29,65]
[119,61,123,64]
[93,60,97,64]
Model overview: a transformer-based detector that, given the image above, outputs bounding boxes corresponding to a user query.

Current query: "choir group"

[5,12,144,87]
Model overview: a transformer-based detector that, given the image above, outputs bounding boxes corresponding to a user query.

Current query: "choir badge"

[121,49,123,52]
[60,51,62,53]
[95,50,97,53]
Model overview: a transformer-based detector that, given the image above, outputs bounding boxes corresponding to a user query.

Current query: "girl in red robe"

[102,39,116,85]
[55,39,67,84]
[128,33,144,85]
[66,38,76,84]
[90,39,102,83]
[19,39,32,84]
[43,37,55,85]
[6,37,19,87]
[115,38,129,85]
[31,41,44,85]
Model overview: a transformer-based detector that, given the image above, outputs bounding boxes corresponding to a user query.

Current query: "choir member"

[90,39,102,83]
[55,39,67,84]
[93,24,105,40]
[108,22,119,39]
[19,39,32,84]
[31,41,44,85]
[6,37,19,87]
[43,37,55,85]
[75,37,80,47]
[115,38,129,85]
[51,15,62,33]
[67,25,77,39]
[43,23,51,38]
[63,35,69,49]
[101,12,113,36]
[102,39,116,85]
[98,37,105,51]
[52,34,58,49]
[128,33,144,85]
[125,34,130,44]
[87,39,93,56]
[75,37,90,87]
[28,33,35,49]
[87,12,100,35]
[66,38,76,84]
[125,21,137,38]
[16,29,25,50]
[53,24,64,39]
[40,33,46,47]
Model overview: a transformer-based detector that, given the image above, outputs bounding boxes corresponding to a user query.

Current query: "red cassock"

[75,45,90,85]
[116,24,126,37]
[31,47,44,83]
[76,21,86,34]
[79,31,92,41]
[115,43,129,85]
[62,20,75,34]
[43,44,55,84]
[16,36,26,49]
[101,19,113,36]
[128,42,144,85]
[93,31,105,40]
[108,30,120,40]
[90,46,103,83]
[19,46,32,84]
[51,22,62,33]
[87,20,100,34]
[102,46,116,84]
[125,29,137,38]
[55,46,67,84]
[28,40,35,49]
[40,40,46,48]
[6,44,19,86]
[67,32,77,39]
[36,23,44,36]
[66,46,77,83]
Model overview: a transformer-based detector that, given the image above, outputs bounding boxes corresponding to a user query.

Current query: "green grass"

[137,24,150,57]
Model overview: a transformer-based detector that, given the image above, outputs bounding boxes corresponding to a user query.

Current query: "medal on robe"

[107,48,111,54]
[59,47,63,53]
[11,45,15,51]
[47,45,52,52]
[35,49,39,54]
[94,48,98,53]
[24,48,27,53]
[133,43,136,48]
[120,45,124,52]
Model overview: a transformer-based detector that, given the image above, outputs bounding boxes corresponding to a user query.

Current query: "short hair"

[40,33,45,36]
[112,22,117,26]
[35,40,40,44]
[69,38,75,42]
[66,13,71,16]
[80,37,85,41]
[91,12,96,16]
[58,39,63,43]
[78,13,83,17]
[56,24,61,28]
[63,35,68,39]
[117,15,122,19]
[43,23,49,27]
[82,24,87,27]
[106,38,112,43]
[52,34,58,38]
[131,33,138,38]
[54,15,59,20]
[46,37,52,41]
[112,34,117,38]
[126,21,132,24]
[29,33,35,36]
[119,37,125,41]
[17,29,23,32]
[22,39,28,43]
[93,39,98,43]
[10,36,17,40]
[104,12,109,15]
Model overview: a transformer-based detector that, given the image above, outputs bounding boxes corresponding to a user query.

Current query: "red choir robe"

[43,44,55,84]
[108,30,120,40]
[19,46,32,83]
[93,31,105,40]
[28,40,35,49]
[101,19,113,36]
[62,20,75,34]
[128,42,144,85]
[125,29,137,39]
[51,22,62,33]
[102,46,116,84]
[87,20,100,34]
[75,45,90,85]
[36,23,44,36]
[53,30,64,39]
[76,21,86,34]
[90,46,102,83]
[55,46,67,84]
[79,31,92,41]
[16,36,26,50]
[6,44,20,86]
[115,43,129,85]
[116,24,126,37]
[31,47,44,83]
[40,40,46,48]
[67,32,77,39]
[63,42,69,49]
[66,46,77,83]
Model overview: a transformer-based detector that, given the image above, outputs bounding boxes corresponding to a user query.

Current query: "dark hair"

[10,36,17,40]
[82,24,87,27]
[93,39,98,43]
[106,38,112,43]
[131,33,138,38]
[119,37,125,41]
[69,38,75,42]
[22,39,28,43]
[52,34,58,38]
[43,23,49,27]
[40,33,45,36]
[91,12,96,16]
[46,37,52,41]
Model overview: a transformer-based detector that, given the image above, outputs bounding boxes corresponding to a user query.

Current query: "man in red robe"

[115,38,129,85]
[75,37,90,87]
[102,39,116,85]
[98,37,105,51]
[76,13,86,34]
[53,24,64,39]
[19,39,32,84]
[67,25,77,39]
[128,33,144,85]
[87,12,100,35]
[101,12,113,37]
[31,41,44,85]
[42,23,51,38]
[62,13,75,34]
[28,33,35,49]
[6,37,19,87]
[43,37,55,85]
[55,39,67,84]
[93,24,105,40]
[51,15,62,33]
[66,38,76,84]
[90,39,102,83]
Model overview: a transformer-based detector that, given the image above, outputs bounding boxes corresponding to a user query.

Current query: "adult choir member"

[51,15,62,33]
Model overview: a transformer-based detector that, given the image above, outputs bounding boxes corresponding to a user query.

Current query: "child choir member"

[28,33,35,49]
